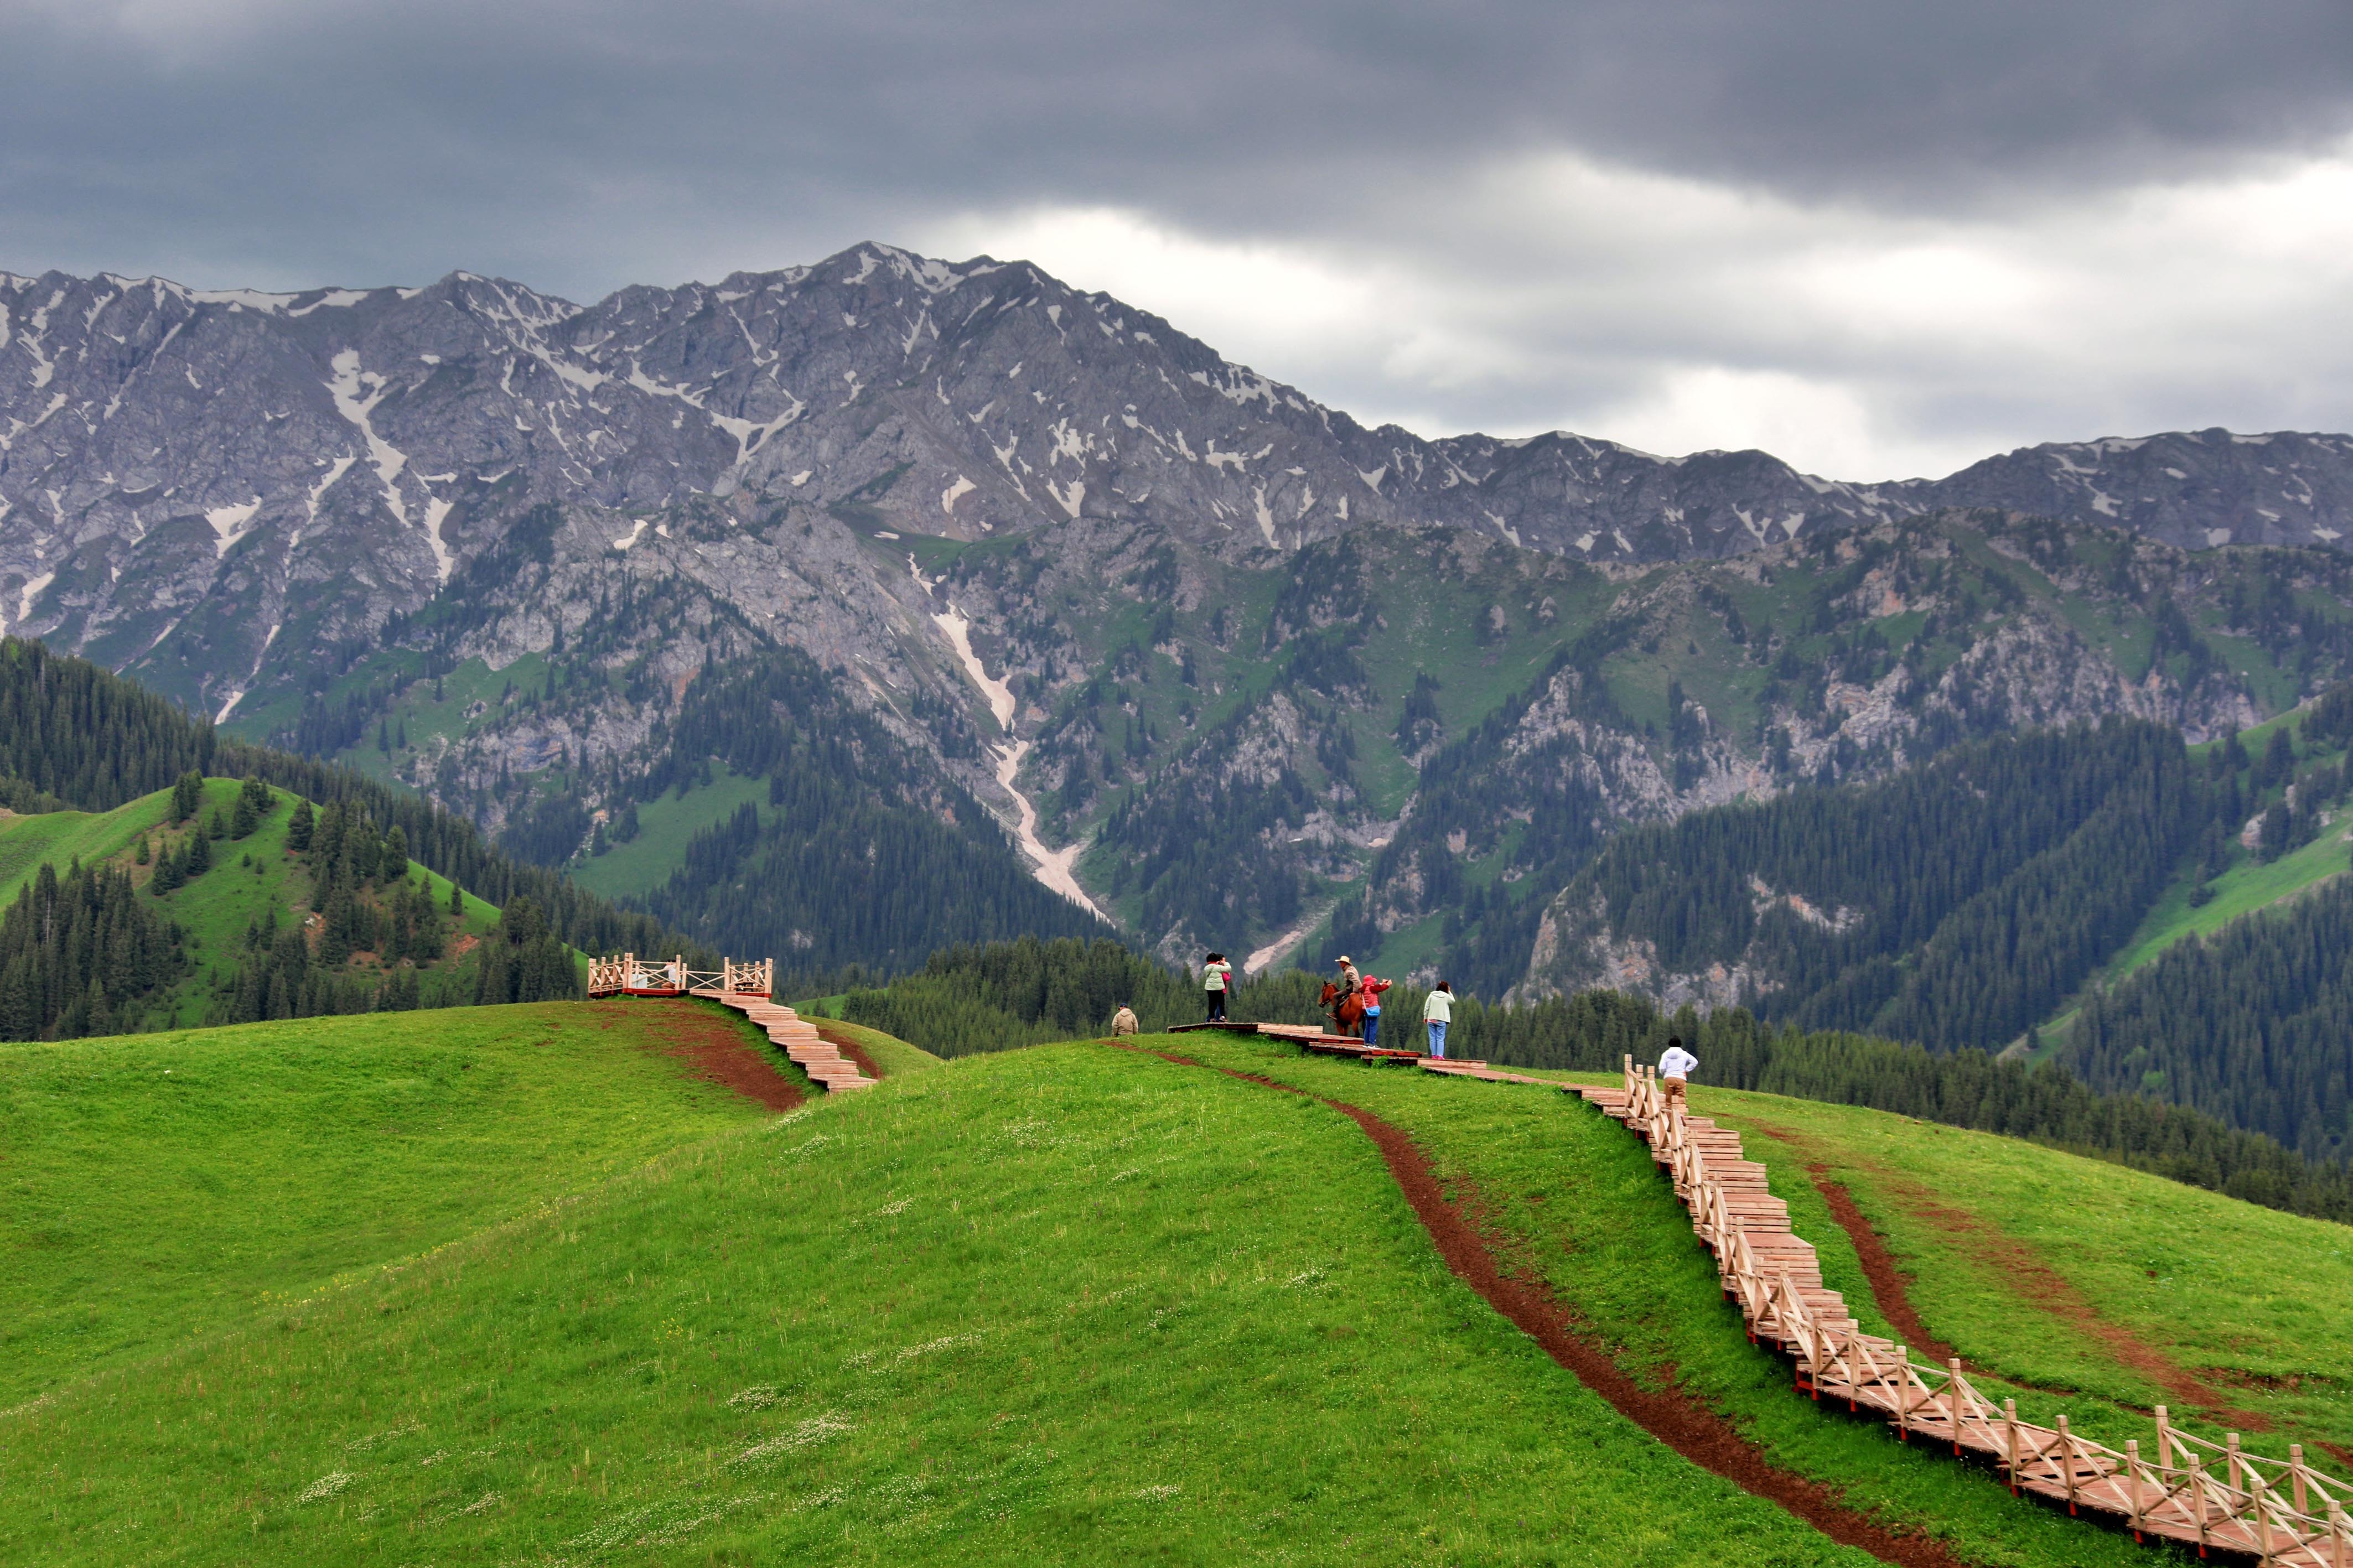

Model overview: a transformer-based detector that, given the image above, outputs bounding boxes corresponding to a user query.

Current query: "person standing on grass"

[1111,1003,1140,1037]
[1203,952,1232,1021]
[1423,980,1454,1058]
[1658,1036,1698,1108]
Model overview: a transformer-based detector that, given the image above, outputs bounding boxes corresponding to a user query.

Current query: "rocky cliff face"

[6,245,2352,979]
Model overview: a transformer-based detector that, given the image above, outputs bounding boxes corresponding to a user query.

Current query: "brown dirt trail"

[1131,1046,1966,1568]
[1742,1118,2265,1430]
[605,998,808,1112]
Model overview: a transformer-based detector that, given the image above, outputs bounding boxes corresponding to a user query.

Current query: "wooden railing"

[1591,1057,2353,1565]
[585,953,773,999]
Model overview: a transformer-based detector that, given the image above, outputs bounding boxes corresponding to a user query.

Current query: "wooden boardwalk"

[1236,1024,2353,1561]
[587,954,876,1093]
[1581,1057,2353,1565]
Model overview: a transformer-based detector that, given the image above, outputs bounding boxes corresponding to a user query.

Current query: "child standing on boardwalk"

[1202,952,1232,1021]
[1423,980,1453,1058]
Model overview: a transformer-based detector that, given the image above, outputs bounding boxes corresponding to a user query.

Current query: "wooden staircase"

[715,995,877,1093]
[1577,1058,2353,1565]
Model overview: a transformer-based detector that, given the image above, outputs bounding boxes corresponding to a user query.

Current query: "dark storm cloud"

[2,0,2349,297]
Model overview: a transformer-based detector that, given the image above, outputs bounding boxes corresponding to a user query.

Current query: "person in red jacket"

[1359,974,1392,1046]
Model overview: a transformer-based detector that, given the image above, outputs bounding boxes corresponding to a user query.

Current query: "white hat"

[1336,955,1352,964]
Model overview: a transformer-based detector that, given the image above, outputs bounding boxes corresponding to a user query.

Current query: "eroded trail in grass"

[1747,1117,2268,1430]
[625,999,808,1110]
[1141,1047,1966,1568]
[1160,1036,2161,1568]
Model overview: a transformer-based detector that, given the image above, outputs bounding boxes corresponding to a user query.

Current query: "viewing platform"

[586,953,877,1093]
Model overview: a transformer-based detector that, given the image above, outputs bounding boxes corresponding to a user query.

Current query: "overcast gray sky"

[6,0,2351,479]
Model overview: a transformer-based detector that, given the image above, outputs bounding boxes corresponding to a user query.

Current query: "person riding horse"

[1319,956,1381,1038]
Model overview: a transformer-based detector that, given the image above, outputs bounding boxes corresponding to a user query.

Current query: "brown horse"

[1318,980,1368,1038]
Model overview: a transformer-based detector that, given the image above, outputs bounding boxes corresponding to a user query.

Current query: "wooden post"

[2190,1451,2207,1554]
[2330,1500,2347,1568]
[2229,1432,2243,1493]
[2155,1404,2171,1468]
[1948,1358,1965,1457]
[1895,1345,1909,1440]
[2004,1398,2019,1494]
[2248,1463,2273,1566]
[2128,1439,2145,1539]
[2294,1444,2310,1516]
[2060,1414,2079,1514]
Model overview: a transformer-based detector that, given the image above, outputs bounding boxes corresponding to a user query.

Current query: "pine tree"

[171,771,203,822]
[381,825,408,881]
[286,797,314,853]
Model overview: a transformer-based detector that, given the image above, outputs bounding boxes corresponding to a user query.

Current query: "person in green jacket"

[1423,980,1454,1058]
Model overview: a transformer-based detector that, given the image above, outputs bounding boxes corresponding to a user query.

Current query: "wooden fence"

[1583,1057,2353,1565]
[585,952,773,999]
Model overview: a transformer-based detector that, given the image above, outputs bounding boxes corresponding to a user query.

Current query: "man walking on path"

[1110,1003,1140,1037]
[1202,953,1232,1021]
[1423,981,1454,1058]
[1658,1036,1698,1107]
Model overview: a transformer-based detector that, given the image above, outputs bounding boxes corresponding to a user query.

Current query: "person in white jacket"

[1657,1036,1698,1107]
[1423,981,1454,1058]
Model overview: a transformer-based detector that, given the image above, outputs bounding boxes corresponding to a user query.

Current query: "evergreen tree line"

[841,936,2352,1223]
[2071,869,2353,1164]
[843,936,1318,1057]
[1566,717,2214,1050]
[0,859,184,1040]
[628,650,1104,987]
[0,637,696,964]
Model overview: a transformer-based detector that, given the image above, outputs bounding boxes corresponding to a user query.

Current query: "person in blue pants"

[1361,987,1381,1047]
[1423,980,1453,1058]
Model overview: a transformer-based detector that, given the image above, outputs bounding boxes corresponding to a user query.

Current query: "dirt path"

[1801,1162,1963,1368]
[611,999,807,1113]
[1136,1047,1965,1568]
[1742,1119,2265,1430]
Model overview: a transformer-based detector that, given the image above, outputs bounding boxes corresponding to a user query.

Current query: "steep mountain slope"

[11,247,2353,988]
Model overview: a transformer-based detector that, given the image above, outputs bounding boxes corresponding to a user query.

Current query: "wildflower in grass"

[294,1471,355,1504]
[726,1384,783,1410]
[728,1411,855,1471]
[1134,1483,1182,1500]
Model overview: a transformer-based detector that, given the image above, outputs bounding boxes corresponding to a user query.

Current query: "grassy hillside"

[2016,701,2353,1053]
[0,778,509,1031]
[12,1008,2346,1564]
[0,1001,778,1406]
[811,1015,942,1077]
[1,1029,1893,1566]
[1703,1090,2353,1444]
[565,764,768,901]
[1164,1037,2156,1566]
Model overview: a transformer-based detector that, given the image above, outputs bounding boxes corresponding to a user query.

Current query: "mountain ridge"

[9,244,2353,996]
